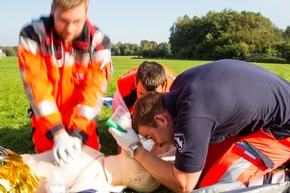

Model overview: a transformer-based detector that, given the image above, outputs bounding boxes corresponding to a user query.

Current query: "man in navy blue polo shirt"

[109,59,290,192]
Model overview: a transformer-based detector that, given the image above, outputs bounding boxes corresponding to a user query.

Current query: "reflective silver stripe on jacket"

[19,36,39,55]
[38,100,59,116]
[78,93,103,120]
[165,70,176,80]
[19,69,39,118]
[91,49,111,69]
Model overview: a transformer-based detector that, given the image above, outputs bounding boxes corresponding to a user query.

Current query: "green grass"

[1,57,290,193]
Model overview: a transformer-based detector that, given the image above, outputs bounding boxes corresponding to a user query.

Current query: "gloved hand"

[108,127,139,151]
[52,131,82,166]
[139,134,154,151]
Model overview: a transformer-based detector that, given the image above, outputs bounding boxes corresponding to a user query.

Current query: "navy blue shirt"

[164,59,290,173]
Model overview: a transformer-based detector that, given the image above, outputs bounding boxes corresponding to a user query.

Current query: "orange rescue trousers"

[200,128,290,187]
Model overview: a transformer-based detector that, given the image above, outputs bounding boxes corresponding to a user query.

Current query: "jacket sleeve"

[69,33,112,141]
[18,34,64,138]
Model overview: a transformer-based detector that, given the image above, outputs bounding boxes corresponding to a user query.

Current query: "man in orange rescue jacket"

[112,61,176,115]
[112,61,176,153]
[18,0,112,166]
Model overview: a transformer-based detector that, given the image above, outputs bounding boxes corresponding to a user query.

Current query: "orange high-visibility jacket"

[18,16,112,152]
[117,65,176,114]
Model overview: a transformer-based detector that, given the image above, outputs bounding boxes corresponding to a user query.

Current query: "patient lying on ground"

[0,141,175,193]
[22,145,160,192]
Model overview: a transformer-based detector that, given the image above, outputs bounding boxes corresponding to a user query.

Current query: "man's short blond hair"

[52,0,89,10]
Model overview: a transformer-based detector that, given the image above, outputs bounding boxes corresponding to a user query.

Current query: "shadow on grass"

[0,119,118,156]
[0,123,35,154]
[0,110,117,155]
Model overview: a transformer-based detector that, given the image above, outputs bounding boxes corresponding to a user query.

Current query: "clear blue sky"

[1,0,290,46]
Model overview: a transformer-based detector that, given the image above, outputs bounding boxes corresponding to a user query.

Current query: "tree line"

[169,9,290,63]
[0,46,18,57]
[2,9,290,63]
[113,9,290,63]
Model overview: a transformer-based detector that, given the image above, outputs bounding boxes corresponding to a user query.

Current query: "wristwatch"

[128,142,141,158]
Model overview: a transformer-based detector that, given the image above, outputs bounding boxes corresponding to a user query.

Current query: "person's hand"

[108,127,139,151]
[52,131,82,166]
[139,134,154,151]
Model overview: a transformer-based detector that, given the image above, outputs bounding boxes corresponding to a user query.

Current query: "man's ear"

[154,114,169,126]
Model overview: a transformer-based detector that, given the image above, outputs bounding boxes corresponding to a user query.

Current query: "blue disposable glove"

[52,132,82,166]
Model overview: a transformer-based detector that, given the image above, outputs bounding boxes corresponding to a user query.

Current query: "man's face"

[136,81,163,99]
[52,3,87,43]
[138,122,174,148]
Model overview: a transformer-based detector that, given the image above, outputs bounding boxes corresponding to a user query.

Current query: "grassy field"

[1,56,290,192]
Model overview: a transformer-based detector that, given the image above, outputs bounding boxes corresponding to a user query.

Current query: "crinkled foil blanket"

[0,146,39,193]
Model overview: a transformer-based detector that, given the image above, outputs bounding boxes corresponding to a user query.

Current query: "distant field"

[1,56,290,193]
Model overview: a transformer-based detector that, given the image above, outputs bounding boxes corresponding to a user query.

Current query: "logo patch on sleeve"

[174,133,186,153]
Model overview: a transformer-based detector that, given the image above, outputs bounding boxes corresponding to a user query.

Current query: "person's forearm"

[134,146,200,192]
[134,146,181,192]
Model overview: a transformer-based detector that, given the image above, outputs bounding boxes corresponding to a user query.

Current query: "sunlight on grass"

[1,57,290,193]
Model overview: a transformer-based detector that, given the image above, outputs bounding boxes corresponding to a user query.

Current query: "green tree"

[169,9,284,61]
[111,43,121,56]
[283,26,290,41]
[2,46,17,57]
[139,40,158,58]
[156,42,171,58]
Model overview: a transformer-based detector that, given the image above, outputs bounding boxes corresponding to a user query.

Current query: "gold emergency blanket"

[0,147,39,193]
